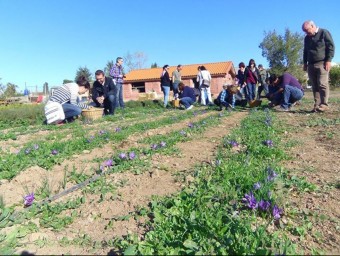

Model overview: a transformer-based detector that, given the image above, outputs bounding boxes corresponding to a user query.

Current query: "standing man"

[110,57,126,109]
[172,64,182,98]
[92,70,116,115]
[302,20,335,112]
[257,64,269,100]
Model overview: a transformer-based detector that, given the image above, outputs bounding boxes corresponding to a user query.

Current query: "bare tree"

[123,51,148,72]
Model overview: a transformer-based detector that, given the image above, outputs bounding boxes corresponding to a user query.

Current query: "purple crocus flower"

[179,130,186,136]
[99,130,107,135]
[192,111,198,116]
[100,159,113,170]
[229,140,239,147]
[188,122,194,128]
[159,141,166,148]
[25,148,31,155]
[215,159,221,166]
[258,200,271,211]
[33,144,39,150]
[118,153,127,160]
[272,205,283,220]
[51,149,58,155]
[87,135,95,143]
[23,193,35,207]
[242,192,258,210]
[267,167,278,182]
[151,144,158,150]
[129,152,136,160]
[253,182,261,190]
[263,140,274,147]
[115,127,122,132]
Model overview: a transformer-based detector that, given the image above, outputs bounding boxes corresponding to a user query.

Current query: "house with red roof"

[122,61,236,101]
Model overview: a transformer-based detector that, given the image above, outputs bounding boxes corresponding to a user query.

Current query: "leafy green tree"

[259,28,306,83]
[151,62,158,68]
[4,83,18,98]
[329,65,340,87]
[104,60,115,77]
[75,66,92,82]
[63,79,73,84]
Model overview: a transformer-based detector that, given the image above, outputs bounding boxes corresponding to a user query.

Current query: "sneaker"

[275,106,289,112]
[186,105,194,110]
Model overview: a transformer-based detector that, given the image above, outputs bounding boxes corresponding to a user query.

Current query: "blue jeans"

[162,85,170,106]
[104,94,115,115]
[180,97,194,109]
[281,85,304,109]
[246,83,256,101]
[62,103,82,121]
[257,83,269,99]
[173,82,180,96]
[115,83,125,108]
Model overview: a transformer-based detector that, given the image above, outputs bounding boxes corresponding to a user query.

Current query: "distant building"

[123,61,236,101]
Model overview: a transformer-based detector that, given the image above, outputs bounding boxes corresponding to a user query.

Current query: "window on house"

[131,82,146,93]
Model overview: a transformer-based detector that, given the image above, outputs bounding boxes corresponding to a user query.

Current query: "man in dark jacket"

[302,20,335,112]
[178,82,196,110]
[92,70,116,115]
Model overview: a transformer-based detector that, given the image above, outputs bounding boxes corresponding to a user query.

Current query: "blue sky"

[0,0,339,92]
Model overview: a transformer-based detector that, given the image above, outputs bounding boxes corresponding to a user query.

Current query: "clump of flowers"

[179,130,186,136]
[119,152,127,160]
[228,140,239,148]
[87,135,95,143]
[159,141,166,148]
[266,167,278,182]
[23,193,35,207]
[99,130,107,135]
[151,144,158,150]
[129,152,136,160]
[242,192,258,210]
[33,144,39,150]
[151,142,167,150]
[215,159,221,166]
[258,200,271,211]
[115,127,122,132]
[25,148,31,155]
[253,182,261,190]
[263,140,274,147]
[272,205,283,220]
[51,149,58,155]
[188,122,194,128]
[100,159,113,171]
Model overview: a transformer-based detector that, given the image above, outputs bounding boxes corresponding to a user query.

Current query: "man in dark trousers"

[91,70,116,115]
[178,82,196,110]
[302,20,335,112]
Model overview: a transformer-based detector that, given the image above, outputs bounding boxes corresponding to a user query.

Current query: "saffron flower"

[188,122,194,128]
[119,153,127,160]
[179,130,186,136]
[151,144,158,150]
[267,167,278,182]
[87,135,95,143]
[229,140,239,147]
[215,159,221,166]
[23,193,35,207]
[272,205,283,220]
[159,141,166,148]
[99,130,107,135]
[253,182,261,190]
[263,140,274,147]
[33,144,39,150]
[242,192,258,210]
[129,152,136,160]
[100,159,113,171]
[25,148,31,155]
[115,127,122,132]
[51,149,58,155]
[258,200,271,211]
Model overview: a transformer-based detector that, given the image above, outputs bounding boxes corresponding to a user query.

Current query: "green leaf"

[183,239,198,250]
[124,245,137,255]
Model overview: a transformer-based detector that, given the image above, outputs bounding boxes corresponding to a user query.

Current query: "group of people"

[45,57,126,124]
[45,20,335,124]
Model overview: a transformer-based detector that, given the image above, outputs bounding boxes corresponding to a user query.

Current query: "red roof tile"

[124,61,235,82]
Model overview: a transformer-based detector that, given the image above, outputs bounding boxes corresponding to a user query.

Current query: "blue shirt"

[217,89,235,108]
[179,86,196,102]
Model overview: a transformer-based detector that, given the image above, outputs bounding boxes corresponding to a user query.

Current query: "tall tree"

[75,66,92,82]
[151,62,158,68]
[124,51,148,72]
[104,60,115,77]
[259,28,305,83]
[43,82,49,95]
[4,83,18,98]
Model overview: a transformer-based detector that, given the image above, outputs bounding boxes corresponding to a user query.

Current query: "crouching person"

[214,84,238,111]
[178,82,196,110]
[269,73,304,111]
[91,70,116,115]
[45,76,90,124]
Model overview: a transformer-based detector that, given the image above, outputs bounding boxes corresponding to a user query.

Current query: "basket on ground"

[81,108,103,120]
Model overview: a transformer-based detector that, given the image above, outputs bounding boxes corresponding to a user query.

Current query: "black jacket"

[160,71,171,87]
[92,77,115,105]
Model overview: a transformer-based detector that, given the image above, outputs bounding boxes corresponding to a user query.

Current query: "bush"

[330,65,340,87]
